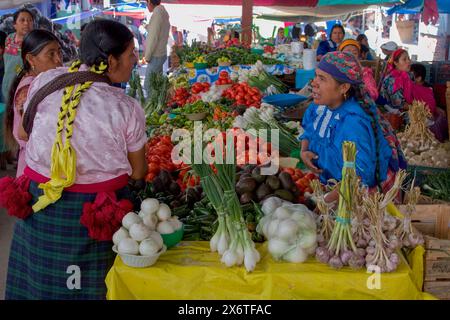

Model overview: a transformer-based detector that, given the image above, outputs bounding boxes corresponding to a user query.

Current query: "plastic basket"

[262,94,308,110]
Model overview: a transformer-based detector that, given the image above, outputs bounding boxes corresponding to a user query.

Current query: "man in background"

[144,0,170,95]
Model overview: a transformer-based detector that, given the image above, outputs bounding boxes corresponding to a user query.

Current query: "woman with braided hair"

[300,51,406,203]
[2,19,147,299]
[4,29,63,177]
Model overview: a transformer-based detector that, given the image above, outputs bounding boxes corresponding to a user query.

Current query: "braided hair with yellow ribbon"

[32,60,108,212]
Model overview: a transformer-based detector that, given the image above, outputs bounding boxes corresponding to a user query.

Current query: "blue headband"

[317,58,362,85]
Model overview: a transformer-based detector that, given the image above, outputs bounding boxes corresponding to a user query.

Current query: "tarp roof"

[163,1,318,6]
[387,0,450,14]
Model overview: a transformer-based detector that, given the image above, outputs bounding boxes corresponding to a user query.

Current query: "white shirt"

[145,5,170,61]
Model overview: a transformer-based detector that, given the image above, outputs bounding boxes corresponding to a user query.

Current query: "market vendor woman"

[2,19,147,300]
[300,51,406,202]
[316,24,345,61]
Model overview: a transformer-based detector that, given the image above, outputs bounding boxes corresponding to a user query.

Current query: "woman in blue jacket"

[300,51,406,202]
[316,24,345,61]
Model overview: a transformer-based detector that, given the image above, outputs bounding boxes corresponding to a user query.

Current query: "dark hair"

[4,29,60,148]
[356,34,367,42]
[410,63,426,82]
[80,19,134,67]
[13,8,34,24]
[0,30,6,48]
[360,44,369,53]
[149,0,161,5]
[330,24,345,37]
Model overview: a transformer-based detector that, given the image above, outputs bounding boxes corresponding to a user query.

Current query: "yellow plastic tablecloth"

[105,241,436,300]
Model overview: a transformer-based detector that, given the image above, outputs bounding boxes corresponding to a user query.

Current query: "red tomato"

[305,173,317,180]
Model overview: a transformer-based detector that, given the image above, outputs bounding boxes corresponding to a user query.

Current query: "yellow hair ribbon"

[32,61,108,212]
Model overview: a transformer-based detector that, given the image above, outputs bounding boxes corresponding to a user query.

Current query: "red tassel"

[80,192,133,241]
[0,175,33,219]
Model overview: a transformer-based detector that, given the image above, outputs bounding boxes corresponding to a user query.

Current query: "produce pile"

[113,197,183,258]
[311,142,424,272]
[235,165,316,205]
[257,197,317,263]
[397,101,450,168]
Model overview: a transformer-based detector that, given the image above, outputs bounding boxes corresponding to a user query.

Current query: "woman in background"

[4,29,63,177]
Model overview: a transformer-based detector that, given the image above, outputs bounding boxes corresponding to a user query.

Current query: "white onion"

[122,212,142,230]
[284,245,308,263]
[139,238,161,256]
[148,231,164,248]
[156,203,172,221]
[277,219,299,240]
[267,219,281,239]
[129,223,152,242]
[274,207,292,220]
[268,238,290,260]
[140,198,160,215]
[118,238,139,255]
[157,221,175,234]
[261,197,283,215]
[298,230,317,249]
[143,213,158,230]
[168,216,183,231]
[112,227,129,245]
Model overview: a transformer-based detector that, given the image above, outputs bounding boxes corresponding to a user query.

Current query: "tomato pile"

[215,71,233,86]
[169,87,190,106]
[145,136,181,182]
[205,129,272,166]
[191,82,211,95]
[222,83,262,108]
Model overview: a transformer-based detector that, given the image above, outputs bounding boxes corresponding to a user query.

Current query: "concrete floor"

[0,165,17,300]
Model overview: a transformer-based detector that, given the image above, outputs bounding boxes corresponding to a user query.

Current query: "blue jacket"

[300,99,392,187]
[316,40,338,57]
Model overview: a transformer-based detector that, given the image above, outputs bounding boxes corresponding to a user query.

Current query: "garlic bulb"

[157,221,175,234]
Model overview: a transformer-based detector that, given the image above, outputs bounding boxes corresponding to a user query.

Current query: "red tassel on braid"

[80,192,133,241]
[0,175,33,219]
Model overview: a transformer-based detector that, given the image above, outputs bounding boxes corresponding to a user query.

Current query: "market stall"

[106,26,450,298]
[106,242,432,300]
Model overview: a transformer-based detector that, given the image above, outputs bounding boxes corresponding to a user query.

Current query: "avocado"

[274,189,294,202]
[159,170,172,189]
[236,177,257,195]
[152,176,165,193]
[251,167,266,183]
[240,192,254,204]
[169,181,181,196]
[266,176,281,190]
[278,172,295,190]
[256,183,272,201]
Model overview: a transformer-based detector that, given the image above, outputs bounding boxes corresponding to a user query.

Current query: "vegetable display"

[397,101,450,168]
[145,136,180,182]
[222,83,262,108]
[257,197,317,263]
[191,144,261,272]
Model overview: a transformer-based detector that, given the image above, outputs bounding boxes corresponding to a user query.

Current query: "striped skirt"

[5,181,131,300]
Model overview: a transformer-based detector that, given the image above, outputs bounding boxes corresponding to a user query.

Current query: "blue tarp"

[387,0,450,15]
[51,9,103,24]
